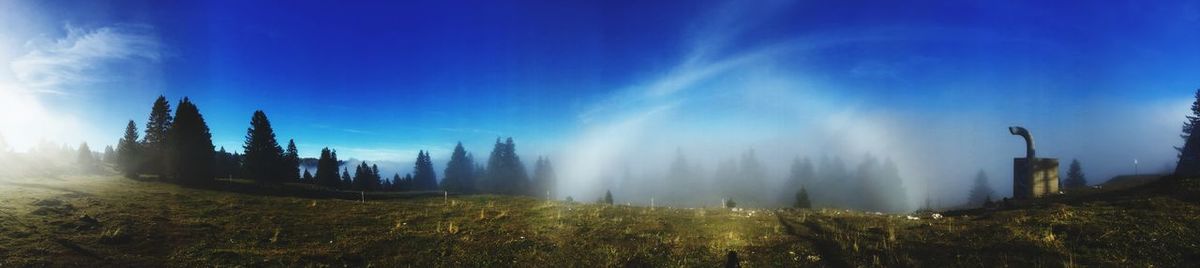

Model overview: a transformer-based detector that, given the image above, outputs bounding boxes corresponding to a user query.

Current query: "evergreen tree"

[214,147,237,179]
[967,170,995,207]
[242,110,286,183]
[412,150,438,191]
[353,162,371,190]
[474,164,486,191]
[341,167,352,187]
[302,169,314,183]
[371,164,381,190]
[1177,88,1200,176]
[116,121,142,179]
[351,162,382,191]
[283,139,300,182]
[102,145,116,164]
[441,142,476,193]
[785,156,814,206]
[1064,159,1087,189]
[403,173,414,191]
[315,148,341,188]
[165,97,215,186]
[484,138,529,195]
[143,95,173,178]
[794,186,811,209]
[77,142,95,171]
[391,173,403,191]
[530,156,557,199]
[603,189,614,205]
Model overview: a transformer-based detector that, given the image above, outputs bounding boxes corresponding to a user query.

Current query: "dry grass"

[0,174,1198,267]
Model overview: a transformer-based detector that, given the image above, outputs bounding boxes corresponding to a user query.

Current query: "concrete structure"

[1012,158,1059,199]
[1009,126,1060,199]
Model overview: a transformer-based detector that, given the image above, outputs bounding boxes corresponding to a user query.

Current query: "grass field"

[1,173,1198,267]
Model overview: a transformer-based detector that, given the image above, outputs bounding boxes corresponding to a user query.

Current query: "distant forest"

[58,88,1200,211]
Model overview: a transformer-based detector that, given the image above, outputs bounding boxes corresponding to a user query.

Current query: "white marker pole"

[1134,158,1139,175]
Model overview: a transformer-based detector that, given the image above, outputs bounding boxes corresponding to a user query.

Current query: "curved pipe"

[1008,126,1035,160]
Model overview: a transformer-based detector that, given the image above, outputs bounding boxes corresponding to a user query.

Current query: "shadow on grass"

[193,179,449,201]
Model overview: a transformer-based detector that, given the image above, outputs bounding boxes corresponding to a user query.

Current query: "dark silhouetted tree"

[283,139,300,182]
[165,97,215,185]
[967,170,995,207]
[603,190,614,205]
[483,138,528,195]
[214,147,240,179]
[1065,159,1087,189]
[341,167,352,187]
[315,148,341,188]
[353,162,381,191]
[143,95,173,178]
[531,156,557,199]
[1178,88,1200,176]
[302,168,313,183]
[117,120,141,179]
[242,110,286,183]
[441,142,476,193]
[794,186,811,209]
[785,156,814,205]
[412,150,437,191]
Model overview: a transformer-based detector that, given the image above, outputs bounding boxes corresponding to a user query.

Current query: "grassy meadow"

[1,174,1198,267]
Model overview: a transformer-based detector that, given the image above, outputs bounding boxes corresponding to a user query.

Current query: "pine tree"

[165,97,215,186]
[531,156,557,199]
[351,162,382,191]
[794,186,811,209]
[242,110,286,183]
[214,147,235,179]
[603,190,614,205]
[412,150,437,191]
[390,173,403,191]
[341,167,352,187]
[302,169,314,183]
[143,95,173,178]
[1064,159,1087,189]
[102,145,116,164]
[353,162,371,190]
[441,142,476,193]
[77,142,95,172]
[283,139,300,182]
[370,164,381,190]
[967,170,995,207]
[117,120,142,179]
[484,138,529,195]
[315,148,341,188]
[786,157,814,205]
[1178,88,1200,176]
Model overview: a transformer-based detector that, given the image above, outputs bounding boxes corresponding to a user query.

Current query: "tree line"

[114,96,556,197]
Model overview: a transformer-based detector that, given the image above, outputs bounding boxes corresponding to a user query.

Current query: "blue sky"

[2,0,1199,202]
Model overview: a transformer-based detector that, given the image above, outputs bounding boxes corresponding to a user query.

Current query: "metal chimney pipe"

[1009,126,1035,160]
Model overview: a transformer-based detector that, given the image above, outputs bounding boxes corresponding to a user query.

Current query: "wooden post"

[360,191,365,203]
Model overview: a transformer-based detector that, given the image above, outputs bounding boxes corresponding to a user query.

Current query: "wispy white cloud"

[10,23,162,91]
